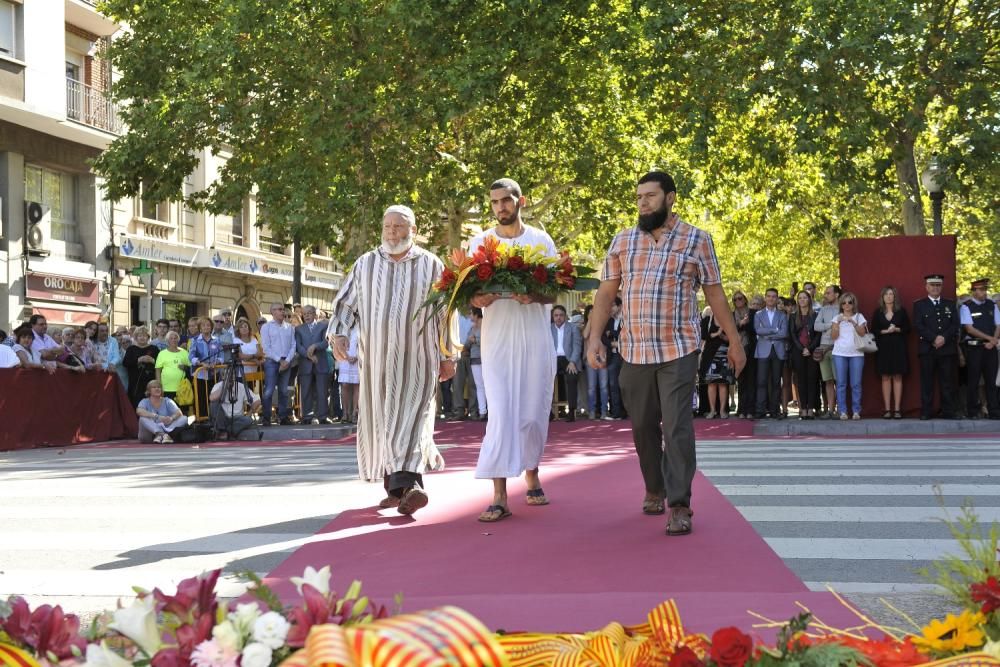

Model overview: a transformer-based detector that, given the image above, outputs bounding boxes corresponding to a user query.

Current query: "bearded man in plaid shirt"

[586,171,745,536]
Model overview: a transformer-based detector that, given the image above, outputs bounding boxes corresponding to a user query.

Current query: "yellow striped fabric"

[917,654,1000,666]
[278,606,508,667]
[0,643,40,667]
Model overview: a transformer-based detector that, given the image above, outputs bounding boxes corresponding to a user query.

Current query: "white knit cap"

[383,204,416,226]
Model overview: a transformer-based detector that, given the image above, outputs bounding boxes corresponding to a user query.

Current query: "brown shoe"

[642,496,665,515]
[378,495,400,509]
[397,487,429,516]
[665,506,693,536]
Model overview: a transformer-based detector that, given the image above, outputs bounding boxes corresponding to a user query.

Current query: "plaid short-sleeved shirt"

[601,218,722,365]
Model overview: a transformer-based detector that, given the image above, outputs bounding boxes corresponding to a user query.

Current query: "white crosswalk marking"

[698,437,1000,594]
[0,443,377,611]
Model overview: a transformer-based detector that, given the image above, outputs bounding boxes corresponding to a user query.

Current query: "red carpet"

[262,421,864,640]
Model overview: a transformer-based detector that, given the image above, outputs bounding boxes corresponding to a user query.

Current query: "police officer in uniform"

[913,274,961,420]
[959,279,1000,419]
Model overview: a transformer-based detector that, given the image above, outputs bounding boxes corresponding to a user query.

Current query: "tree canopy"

[95,0,999,291]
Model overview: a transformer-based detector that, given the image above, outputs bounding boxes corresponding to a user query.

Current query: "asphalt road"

[3,434,995,630]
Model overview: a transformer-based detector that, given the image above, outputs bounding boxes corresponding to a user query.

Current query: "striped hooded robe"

[327,245,447,481]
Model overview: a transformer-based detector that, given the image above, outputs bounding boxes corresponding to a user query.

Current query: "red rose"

[507,255,526,271]
[710,627,753,667]
[477,264,494,281]
[668,646,705,667]
[532,265,548,284]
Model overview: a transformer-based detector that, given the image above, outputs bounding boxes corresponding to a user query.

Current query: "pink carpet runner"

[263,420,864,640]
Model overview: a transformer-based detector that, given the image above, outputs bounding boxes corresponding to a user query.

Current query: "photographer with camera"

[209,367,262,440]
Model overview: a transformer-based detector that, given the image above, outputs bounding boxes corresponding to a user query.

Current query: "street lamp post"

[920,153,945,236]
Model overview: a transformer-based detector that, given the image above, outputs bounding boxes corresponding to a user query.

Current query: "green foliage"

[235,570,284,612]
[918,496,1000,613]
[95,0,999,286]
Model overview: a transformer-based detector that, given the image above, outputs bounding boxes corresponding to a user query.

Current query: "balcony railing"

[66,78,122,134]
[259,235,287,255]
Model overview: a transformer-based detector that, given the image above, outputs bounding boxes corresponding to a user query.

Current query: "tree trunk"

[892,134,927,235]
[445,207,465,249]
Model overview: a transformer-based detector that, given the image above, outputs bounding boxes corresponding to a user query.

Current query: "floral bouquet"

[424,236,599,323]
[0,566,391,667]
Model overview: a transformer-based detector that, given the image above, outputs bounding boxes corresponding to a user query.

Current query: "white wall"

[22,0,67,118]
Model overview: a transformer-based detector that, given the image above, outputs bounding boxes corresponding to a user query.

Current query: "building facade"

[0,1,342,334]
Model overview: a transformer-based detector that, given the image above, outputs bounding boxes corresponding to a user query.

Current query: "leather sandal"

[642,497,665,515]
[397,487,428,516]
[525,488,549,506]
[378,495,400,509]
[478,504,512,522]
[666,507,694,536]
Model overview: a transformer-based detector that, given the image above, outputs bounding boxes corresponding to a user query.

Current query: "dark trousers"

[383,471,424,496]
[619,352,699,508]
[791,353,819,411]
[919,352,958,417]
[328,371,342,419]
[755,350,783,416]
[452,356,478,416]
[298,370,330,420]
[965,346,1000,417]
[607,353,625,417]
[556,355,579,414]
[439,379,453,415]
[736,343,756,416]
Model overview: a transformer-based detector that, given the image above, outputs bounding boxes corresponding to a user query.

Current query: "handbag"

[853,323,878,354]
[176,377,194,407]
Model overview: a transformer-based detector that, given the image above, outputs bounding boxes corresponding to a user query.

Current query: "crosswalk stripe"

[737,506,1000,522]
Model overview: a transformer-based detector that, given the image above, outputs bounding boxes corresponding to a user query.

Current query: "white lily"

[212,620,242,652]
[227,602,261,636]
[289,565,331,596]
[110,596,162,656]
[84,642,135,667]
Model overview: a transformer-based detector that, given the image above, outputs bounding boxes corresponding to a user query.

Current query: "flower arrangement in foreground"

[4,503,1000,666]
[424,236,599,323]
[0,565,391,667]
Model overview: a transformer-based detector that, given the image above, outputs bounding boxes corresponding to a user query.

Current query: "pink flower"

[190,639,238,667]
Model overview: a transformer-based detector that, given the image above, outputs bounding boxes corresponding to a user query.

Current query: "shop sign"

[206,249,294,281]
[120,236,201,267]
[26,273,100,305]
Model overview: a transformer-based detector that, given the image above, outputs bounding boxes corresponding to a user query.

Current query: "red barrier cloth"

[0,368,139,450]
[838,234,957,417]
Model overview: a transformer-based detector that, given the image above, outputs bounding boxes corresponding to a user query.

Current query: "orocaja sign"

[26,273,101,305]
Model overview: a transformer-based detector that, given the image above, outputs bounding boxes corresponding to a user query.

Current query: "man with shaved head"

[328,205,455,516]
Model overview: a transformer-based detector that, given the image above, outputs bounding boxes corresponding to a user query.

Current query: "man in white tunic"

[469,179,558,522]
[328,205,456,516]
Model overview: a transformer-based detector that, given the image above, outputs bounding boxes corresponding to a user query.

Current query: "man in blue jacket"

[754,288,788,419]
[551,304,583,421]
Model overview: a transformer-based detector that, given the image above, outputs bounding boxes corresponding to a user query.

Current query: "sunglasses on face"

[214,320,225,323]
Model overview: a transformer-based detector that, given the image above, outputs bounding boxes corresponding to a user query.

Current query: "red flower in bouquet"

[477,264,494,281]
[834,635,928,667]
[710,627,753,667]
[532,265,548,284]
[152,569,220,618]
[555,271,575,288]
[668,646,705,667]
[435,268,457,291]
[507,255,526,271]
[971,575,1000,614]
[0,597,87,660]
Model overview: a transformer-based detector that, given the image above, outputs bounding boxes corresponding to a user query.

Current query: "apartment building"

[0,1,342,334]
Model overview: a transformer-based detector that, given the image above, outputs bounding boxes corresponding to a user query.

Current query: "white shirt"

[31,331,59,356]
[554,324,565,356]
[0,344,19,368]
[832,313,867,358]
[211,381,260,418]
[260,320,296,362]
[765,308,776,326]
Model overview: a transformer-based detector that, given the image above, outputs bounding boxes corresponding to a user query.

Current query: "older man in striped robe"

[328,205,456,515]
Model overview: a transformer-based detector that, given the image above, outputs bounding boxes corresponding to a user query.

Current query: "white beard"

[381,236,413,255]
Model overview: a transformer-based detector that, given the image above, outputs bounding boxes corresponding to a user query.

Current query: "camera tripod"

[214,349,259,438]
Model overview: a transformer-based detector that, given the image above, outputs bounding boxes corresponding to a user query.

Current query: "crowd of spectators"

[440,277,1000,423]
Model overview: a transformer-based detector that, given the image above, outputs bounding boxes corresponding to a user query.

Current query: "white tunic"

[327,246,447,481]
[469,225,558,478]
